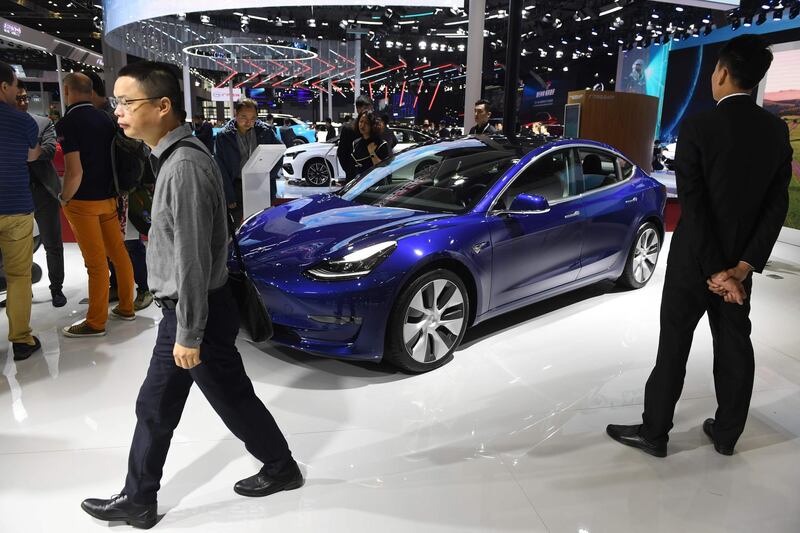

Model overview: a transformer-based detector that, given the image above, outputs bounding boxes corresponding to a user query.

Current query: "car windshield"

[339,138,527,214]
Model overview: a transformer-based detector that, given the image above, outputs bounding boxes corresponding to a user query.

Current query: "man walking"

[81,61,301,529]
[57,73,135,337]
[15,81,66,308]
[0,61,42,361]
[607,35,793,457]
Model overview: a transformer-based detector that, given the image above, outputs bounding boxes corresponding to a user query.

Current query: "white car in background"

[281,127,435,186]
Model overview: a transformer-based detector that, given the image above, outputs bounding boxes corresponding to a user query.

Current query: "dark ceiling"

[2,0,799,84]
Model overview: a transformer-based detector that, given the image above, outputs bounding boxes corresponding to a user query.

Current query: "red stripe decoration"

[399,80,407,107]
[413,79,424,109]
[428,80,441,111]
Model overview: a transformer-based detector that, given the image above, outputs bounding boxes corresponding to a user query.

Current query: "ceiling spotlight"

[431,42,439,50]
[240,14,250,33]
[553,18,563,28]
[651,11,659,19]
[676,6,684,12]
[702,14,711,24]
[743,15,753,26]
[773,8,783,20]
[339,19,348,29]
[574,11,582,22]
[457,43,465,51]
[419,40,427,49]
[591,28,598,35]
[177,13,186,22]
[200,14,211,25]
[308,18,317,28]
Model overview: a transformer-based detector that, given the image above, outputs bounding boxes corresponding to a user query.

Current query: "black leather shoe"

[234,459,304,497]
[606,424,667,458]
[51,290,67,308]
[703,418,734,456]
[13,336,41,361]
[81,494,157,529]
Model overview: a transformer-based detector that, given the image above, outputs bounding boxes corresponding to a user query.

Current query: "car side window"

[500,150,577,208]
[618,157,635,181]
[412,131,430,143]
[578,149,621,193]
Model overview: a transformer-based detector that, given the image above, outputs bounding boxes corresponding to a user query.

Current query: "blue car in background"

[234,136,667,373]
[272,113,317,145]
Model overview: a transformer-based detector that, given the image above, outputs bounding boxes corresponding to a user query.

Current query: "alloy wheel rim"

[307,162,330,186]
[403,279,466,364]
[633,228,659,284]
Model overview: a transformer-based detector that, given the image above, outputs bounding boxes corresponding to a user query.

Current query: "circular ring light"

[182,42,318,63]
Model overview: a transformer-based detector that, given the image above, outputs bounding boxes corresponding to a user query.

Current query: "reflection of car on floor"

[234,136,667,373]
[281,127,435,186]
[0,221,43,302]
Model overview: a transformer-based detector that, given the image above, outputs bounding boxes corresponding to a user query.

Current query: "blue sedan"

[234,136,666,372]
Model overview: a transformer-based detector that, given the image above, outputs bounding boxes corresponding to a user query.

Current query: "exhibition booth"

[2,1,800,532]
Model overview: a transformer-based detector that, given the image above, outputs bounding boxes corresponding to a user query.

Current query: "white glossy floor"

[2,234,799,533]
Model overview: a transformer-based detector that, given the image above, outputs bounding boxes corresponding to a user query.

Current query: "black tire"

[303,158,332,187]
[617,222,661,289]
[384,269,470,373]
[292,138,308,146]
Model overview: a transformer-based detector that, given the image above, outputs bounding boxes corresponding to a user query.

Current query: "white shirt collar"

[717,93,751,106]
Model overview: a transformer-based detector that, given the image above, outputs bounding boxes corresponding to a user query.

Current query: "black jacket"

[193,121,214,152]
[469,122,497,135]
[213,119,282,204]
[671,94,793,278]
[336,120,359,180]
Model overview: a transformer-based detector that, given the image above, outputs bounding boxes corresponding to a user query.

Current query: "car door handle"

[564,210,581,219]
[625,197,638,204]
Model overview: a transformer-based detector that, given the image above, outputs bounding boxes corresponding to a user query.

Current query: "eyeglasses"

[109,96,166,112]
[16,95,29,102]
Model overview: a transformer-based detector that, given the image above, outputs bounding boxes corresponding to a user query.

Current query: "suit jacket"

[671,94,793,278]
[27,112,61,198]
[194,121,214,152]
[469,122,497,135]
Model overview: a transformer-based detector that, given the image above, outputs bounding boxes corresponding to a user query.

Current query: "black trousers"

[123,284,292,504]
[110,238,148,291]
[31,181,64,292]
[641,262,754,447]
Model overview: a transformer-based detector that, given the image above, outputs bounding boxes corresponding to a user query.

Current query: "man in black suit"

[468,99,497,135]
[607,35,793,457]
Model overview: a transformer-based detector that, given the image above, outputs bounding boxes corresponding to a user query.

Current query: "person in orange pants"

[63,198,134,334]
[56,73,134,337]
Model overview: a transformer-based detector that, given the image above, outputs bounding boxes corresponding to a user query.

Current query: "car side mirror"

[504,193,551,215]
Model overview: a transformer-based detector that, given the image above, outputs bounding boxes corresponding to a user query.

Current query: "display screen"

[763,45,800,229]
[563,104,580,138]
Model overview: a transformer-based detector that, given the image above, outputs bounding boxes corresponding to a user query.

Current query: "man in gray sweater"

[80,61,301,530]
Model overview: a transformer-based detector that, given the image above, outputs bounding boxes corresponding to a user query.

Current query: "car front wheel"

[303,159,332,187]
[385,269,470,373]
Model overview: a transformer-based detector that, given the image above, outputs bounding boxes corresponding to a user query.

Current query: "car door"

[576,149,642,278]
[488,148,585,309]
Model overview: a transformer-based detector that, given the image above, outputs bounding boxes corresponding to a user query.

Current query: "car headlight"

[285,150,305,159]
[306,241,397,281]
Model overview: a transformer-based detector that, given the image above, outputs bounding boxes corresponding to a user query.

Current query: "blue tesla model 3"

[233,136,666,372]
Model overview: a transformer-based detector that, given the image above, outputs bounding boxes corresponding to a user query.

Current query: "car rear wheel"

[303,159,332,187]
[385,269,470,373]
[617,222,661,289]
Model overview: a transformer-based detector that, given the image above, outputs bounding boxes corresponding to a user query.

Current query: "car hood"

[236,194,452,268]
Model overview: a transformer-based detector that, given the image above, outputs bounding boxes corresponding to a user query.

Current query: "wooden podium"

[565,90,659,173]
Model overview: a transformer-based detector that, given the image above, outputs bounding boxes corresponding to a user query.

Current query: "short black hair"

[0,60,15,86]
[266,113,274,120]
[325,116,332,122]
[475,99,491,110]
[234,98,258,113]
[117,60,185,122]
[17,79,26,92]
[83,70,105,96]
[718,35,773,90]
[193,113,204,120]
[356,94,372,110]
